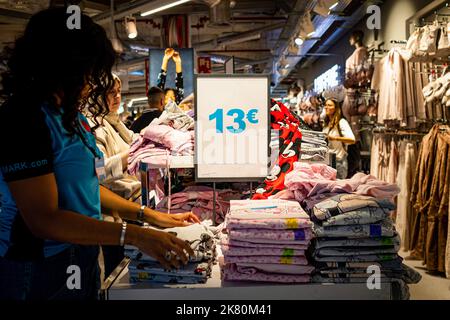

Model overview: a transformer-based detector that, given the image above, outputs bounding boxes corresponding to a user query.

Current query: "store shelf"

[106,259,394,300]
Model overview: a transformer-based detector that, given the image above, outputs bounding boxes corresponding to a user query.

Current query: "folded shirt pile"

[156,186,244,224]
[126,223,217,284]
[271,162,400,202]
[302,193,421,288]
[300,130,329,162]
[128,123,194,176]
[221,200,314,283]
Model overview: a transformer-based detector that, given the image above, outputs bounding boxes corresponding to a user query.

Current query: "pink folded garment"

[284,167,400,201]
[222,244,305,257]
[221,239,308,250]
[233,263,315,275]
[224,255,309,265]
[226,217,312,230]
[229,228,313,242]
[225,237,310,246]
[143,124,193,153]
[223,264,311,283]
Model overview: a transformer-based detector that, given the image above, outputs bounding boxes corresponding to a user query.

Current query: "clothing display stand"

[212,182,216,226]
[139,156,195,208]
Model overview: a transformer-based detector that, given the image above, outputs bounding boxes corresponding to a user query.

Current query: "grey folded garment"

[155,100,195,131]
[313,234,401,249]
[125,223,217,263]
[313,246,399,257]
[313,263,421,285]
[301,138,328,147]
[311,194,395,223]
[312,274,395,284]
[313,220,396,239]
[301,143,328,150]
[321,208,390,227]
[312,253,399,262]
[129,260,211,284]
[300,153,326,162]
[313,258,404,271]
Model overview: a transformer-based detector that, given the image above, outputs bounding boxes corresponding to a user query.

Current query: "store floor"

[400,251,450,300]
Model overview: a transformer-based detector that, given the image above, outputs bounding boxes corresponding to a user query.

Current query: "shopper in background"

[0,7,199,300]
[130,86,165,133]
[322,99,356,179]
[157,48,184,105]
[86,74,141,280]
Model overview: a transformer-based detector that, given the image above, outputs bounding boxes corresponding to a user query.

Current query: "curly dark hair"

[0,7,116,135]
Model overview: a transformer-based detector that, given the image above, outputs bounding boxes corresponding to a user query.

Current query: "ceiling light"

[314,0,339,16]
[329,2,339,11]
[125,16,138,39]
[141,0,191,17]
[299,11,315,38]
[295,37,304,46]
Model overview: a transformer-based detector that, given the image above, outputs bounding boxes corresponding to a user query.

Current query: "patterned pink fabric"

[221,239,308,250]
[222,244,305,257]
[279,167,399,201]
[226,217,312,230]
[234,263,315,275]
[142,124,193,153]
[156,186,242,223]
[224,255,309,265]
[223,264,311,283]
[229,228,313,242]
[127,124,194,175]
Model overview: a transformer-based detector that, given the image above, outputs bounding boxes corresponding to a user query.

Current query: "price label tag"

[195,75,270,182]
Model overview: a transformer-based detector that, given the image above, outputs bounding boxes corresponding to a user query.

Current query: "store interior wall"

[298,0,432,88]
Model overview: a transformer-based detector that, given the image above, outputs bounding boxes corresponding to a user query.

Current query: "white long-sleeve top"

[87,113,141,201]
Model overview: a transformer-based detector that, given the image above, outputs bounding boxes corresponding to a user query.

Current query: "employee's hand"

[171,212,201,224]
[145,209,200,228]
[135,228,194,269]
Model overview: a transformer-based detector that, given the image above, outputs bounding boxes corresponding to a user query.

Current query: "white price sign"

[195,75,270,181]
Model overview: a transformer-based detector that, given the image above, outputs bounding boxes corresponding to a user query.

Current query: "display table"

[105,258,395,300]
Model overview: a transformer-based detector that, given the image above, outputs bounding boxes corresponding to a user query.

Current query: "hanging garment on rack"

[410,125,450,275]
[447,191,450,278]
[252,100,303,200]
[396,141,418,251]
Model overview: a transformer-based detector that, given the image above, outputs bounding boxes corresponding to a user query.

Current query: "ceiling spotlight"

[299,11,315,38]
[295,37,304,46]
[230,0,237,8]
[141,0,191,16]
[329,1,339,11]
[314,0,340,16]
[125,16,138,39]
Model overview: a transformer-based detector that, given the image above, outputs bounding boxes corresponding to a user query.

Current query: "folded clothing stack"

[126,223,216,284]
[272,162,400,202]
[128,123,195,176]
[303,193,421,286]
[156,186,244,224]
[221,200,314,283]
[300,130,329,162]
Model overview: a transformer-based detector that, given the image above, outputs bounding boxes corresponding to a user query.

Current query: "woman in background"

[322,99,356,179]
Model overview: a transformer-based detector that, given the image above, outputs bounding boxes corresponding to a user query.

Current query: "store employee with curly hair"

[0,7,199,300]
